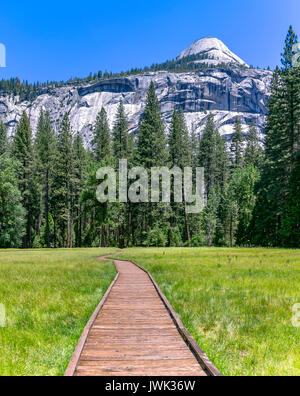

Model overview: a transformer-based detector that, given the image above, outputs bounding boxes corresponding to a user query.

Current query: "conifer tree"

[73,133,87,247]
[250,69,288,246]
[0,155,26,247]
[282,29,300,160]
[230,165,260,246]
[169,109,192,245]
[0,121,8,156]
[137,82,168,168]
[198,114,229,199]
[251,27,300,246]
[92,107,111,163]
[230,117,244,167]
[169,109,191,168]
[134,82,168,244]
[203,187,220,246]
[35,110,55,247]
[282,150,300,247]
[111,100,135,246]
[113,100,129,161]
[52,114,74,248]
[281,25,298,70]
[12,111,38,248]
[190,124,199,170]
[244,122,264,168]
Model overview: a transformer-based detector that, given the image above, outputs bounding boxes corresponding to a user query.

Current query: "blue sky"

[0,0,299,82]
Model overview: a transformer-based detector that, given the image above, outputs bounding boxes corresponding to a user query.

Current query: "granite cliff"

[0,37,272,143]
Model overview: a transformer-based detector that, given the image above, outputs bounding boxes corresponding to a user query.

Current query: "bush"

[0,155,26,248]
[169,227,183,247]
[190,233,206,247]
[145,227,168,247]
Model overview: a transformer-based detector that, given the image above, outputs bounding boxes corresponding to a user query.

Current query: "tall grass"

[117,248,300,376]
[0,248,117,376]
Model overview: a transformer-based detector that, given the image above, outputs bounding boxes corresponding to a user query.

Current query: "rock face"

[0,38,272,144]
[177,37,249,67]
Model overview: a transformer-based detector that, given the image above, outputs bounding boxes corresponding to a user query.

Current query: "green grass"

[1,247,299,376]
[0,248,117,376]
[117,248,300,376]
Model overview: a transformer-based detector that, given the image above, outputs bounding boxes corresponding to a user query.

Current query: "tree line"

[0,27,299,249]
[0,47,252,101]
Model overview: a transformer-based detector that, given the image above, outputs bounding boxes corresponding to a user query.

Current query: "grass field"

[0,248,117,376]
[1,247,299,376]
[117,248,300,376]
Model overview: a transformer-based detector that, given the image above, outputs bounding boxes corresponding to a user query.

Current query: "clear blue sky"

[0,0,299,83]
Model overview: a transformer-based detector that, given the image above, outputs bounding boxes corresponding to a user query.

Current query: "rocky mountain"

[177,37,249,67]
[0,37,273,144]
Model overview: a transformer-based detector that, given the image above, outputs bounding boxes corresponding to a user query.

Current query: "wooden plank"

[65,255,221,377]
[82,346,188,353]
[83,338,186,345]
[132,261,223,377]
[78,359,200,368]
[75,359,207,376]
[75,370,206,377]
[64,272,119,377]
[80,350,195,361]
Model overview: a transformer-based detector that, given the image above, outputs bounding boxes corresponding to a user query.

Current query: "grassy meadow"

[0,248,117,376]
[0,247,299,376]
[116,248,300,376]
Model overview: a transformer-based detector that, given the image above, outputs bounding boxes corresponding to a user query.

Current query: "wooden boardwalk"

[65,258,221,377]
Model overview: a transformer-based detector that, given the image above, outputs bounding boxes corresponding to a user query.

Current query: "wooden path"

[65,258,221,377]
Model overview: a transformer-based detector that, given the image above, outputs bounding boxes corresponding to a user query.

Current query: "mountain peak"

[177,37,248,67]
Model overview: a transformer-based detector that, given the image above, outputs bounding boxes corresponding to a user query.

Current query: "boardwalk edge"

[64,270,119,377]
[64,254,222,377]
[131,260,223,377]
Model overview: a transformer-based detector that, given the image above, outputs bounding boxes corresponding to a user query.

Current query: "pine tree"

[137,82,168,168]
[169,109,191,168]
[231,165,260,246]
[203,187,220,246]
[230,117,244,167]
[12,111,38,248]
[244,122,264,168]
[169,109,192,245]
[0,155,26,247]
[280,26,300,169]
[215,182,239,247]
[73,133,87,247]
[250,69,288,246]
[52,114,74,248]
[134,82,168,244]
[198,114,229,199]
[92,107,111,164]
[190,124,199,170]
[113,100,129,161]
[169,109,181,164]
[0,121,8,156]
[281,150,300,247]
[251,27,300,246]
[35,110,55,247]
[281,25,298,70]
[112,100,135,247]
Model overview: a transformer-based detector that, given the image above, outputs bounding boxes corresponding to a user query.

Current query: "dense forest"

[0,27,299,249]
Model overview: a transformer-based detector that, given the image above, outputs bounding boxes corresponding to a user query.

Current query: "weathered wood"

[65,256,221,377]
[64,272,119,376]
[132,261,223,377]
